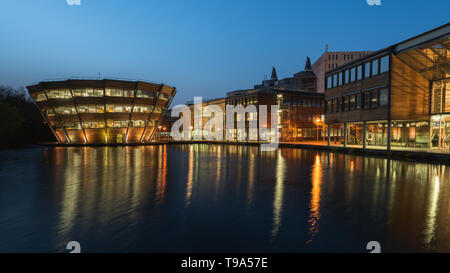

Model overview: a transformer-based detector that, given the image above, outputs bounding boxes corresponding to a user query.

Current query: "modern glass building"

[27,79,176,144]
[325,23,449,151]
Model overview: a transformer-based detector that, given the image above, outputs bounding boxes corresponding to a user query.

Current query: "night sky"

[1,0,448,105]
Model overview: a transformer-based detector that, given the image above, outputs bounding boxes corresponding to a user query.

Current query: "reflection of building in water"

[50,146,164,243]
[272,151,286,239]
[306,154,322,244]
[185,145,195,207]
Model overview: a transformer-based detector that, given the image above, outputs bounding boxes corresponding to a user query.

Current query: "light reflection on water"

[0,144,449,252]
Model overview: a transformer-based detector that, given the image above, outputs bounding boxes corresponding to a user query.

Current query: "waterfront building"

[226,88,324,142]
[324,23,449,151]
[187,97,227,140]
[312,50,374,93]
[27,79,176,144]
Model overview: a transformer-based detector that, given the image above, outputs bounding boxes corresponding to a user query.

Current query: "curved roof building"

[27,79,176,144]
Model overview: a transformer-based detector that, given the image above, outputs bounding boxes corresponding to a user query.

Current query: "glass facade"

[346,123,364,146]
[366,121,388,148]
[391,121,429,149]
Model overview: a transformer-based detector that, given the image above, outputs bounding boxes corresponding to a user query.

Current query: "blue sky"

[0,0,448,105]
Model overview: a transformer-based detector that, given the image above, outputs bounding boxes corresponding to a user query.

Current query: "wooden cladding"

[390,54,430,120]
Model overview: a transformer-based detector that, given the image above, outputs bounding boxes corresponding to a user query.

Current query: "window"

[82,121,105,129]
[333,74,338,87]
[357,65,363,81]
[350,67,356,82]
[132,120,146,127]
[87,105,104,113]
[159,93,170,101]
[46,90,72,99]
[338,72,342,86]
[380,56,389,73]
[372,59,379,76]
[134,105,152,113]
[107,120,129,128]
[136,90,153,98]
[345,70,349,84]
[74,89,103,97]
[34,92,47,102]
[54,106,76,115]
[364,92,371,109]
[327,100,332,113]
[356,94,361,110]
[327,76,332,89]
[365,62,371,78]
[379,89,388,106]
[349,95,356,110]
[371,90,379,108]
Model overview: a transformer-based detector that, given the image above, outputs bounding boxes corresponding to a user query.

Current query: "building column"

[387,120,391,151]
[343,122,347,148]
[363,121,367,150]
[327,123,331,146]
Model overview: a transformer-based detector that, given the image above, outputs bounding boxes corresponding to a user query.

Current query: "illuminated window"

[73,89,104,97]
[82,121,105,129]
[159,93,170,101]
[55,106,76,115]
[136,90,154,98]
[107,120,129,128]
[46,90,72,99]
[132,120,145,127]
[371,90,379,108]
[106,104,132,113]
[134,105,151,113]
[34,92,47,102]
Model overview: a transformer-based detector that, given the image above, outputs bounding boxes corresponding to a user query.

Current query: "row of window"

[326,88,388,113]
[33,89,168,101]
[50,105,161,116]
[281,96,323,108]
[326,55,389,90]
[57,120,156,130]
[227,96,258,106]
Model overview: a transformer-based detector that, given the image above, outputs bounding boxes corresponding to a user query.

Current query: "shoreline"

[36,141,450,164]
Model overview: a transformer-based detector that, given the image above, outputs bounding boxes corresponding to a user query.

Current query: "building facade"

[226,88,325,142]
[27,79,176,144]
[324,23,449,151]
[312,51,374,93]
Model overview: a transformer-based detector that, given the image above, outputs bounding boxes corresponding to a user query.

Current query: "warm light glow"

[306,154,322,244]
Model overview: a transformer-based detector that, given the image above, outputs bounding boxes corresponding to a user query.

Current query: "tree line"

[0,85,55,149]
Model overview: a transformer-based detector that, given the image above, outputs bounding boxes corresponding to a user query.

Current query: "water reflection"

[306,154,322,244]
[271,151,286,240]
[0,144,449,252]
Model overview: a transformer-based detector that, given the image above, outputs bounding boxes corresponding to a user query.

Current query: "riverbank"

[38,141,450,164]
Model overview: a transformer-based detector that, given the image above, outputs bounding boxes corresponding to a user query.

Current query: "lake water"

[0,144,449,253]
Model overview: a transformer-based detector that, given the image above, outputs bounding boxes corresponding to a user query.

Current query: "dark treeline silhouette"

[0,85,55,149]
